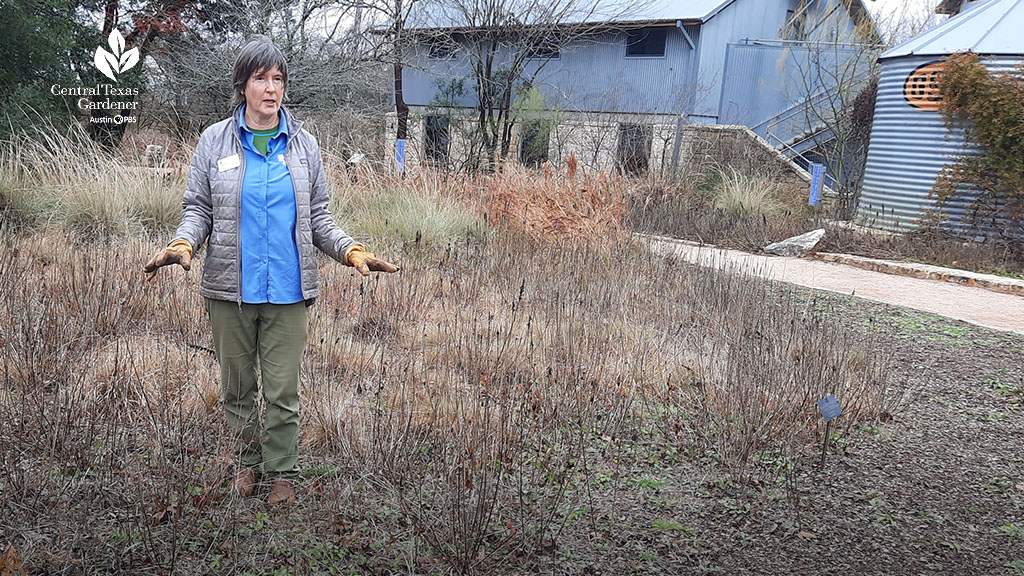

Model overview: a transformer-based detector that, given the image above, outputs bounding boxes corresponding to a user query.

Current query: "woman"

[144,37,397,505]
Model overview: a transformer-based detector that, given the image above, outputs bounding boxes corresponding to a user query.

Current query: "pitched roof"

[405,0,734,31]
[882,0,1024,59]
[627,0,735,23]
[406,0,870,32]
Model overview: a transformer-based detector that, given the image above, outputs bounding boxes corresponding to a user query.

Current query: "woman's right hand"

[144,240,193,280]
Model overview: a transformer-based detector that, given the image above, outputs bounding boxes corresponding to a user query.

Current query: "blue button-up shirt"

[237,106,304,304]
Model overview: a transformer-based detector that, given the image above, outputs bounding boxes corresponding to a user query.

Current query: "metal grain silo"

[856,0,1024,236]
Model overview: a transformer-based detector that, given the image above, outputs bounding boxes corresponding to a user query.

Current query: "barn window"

[626,27,667,57]
[519,121,550,167]
[424,116,450,162]
[616,124,652,175]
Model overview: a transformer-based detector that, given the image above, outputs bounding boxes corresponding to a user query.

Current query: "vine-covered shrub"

[934,51,1024,234]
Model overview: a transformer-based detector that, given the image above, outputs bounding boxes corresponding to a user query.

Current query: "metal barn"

[856,0,1024,236]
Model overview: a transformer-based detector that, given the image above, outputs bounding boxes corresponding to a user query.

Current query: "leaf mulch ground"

[2,283,1020,575]
[539,291,1024,576]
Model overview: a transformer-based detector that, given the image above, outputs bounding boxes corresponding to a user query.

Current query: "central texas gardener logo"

[93,30,140,82]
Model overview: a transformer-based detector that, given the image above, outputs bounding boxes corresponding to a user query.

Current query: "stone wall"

[673,125,812,191]
[383,111,813,192]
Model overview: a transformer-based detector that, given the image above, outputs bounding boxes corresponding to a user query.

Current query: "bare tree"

[347,0,425,169]
[782,0,939,214]
[145,0,389,146]
[412,0,635,170]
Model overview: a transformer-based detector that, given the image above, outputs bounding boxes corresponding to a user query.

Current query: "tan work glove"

[344,244,399,276]
[143,239,193,280]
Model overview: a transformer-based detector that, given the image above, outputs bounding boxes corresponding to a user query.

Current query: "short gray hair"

[231,36,288,108]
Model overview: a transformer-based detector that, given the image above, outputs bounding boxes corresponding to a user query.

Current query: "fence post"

[670,114,684,178]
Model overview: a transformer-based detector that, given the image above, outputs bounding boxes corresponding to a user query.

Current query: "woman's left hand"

[347,247,399,276]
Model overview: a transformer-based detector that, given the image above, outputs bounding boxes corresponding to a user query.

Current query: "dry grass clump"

[2,124,483,246]
[631,166,1024,276]
[328,164,482,244]
[678,262,893,470]
[630,185,811,252]
[629,162,813,253]
[0,123,184,234]
[81,334,220,416]
[712,166,789,218]
[332,183,483,246]
[328,156,627,243]
[3,124,626,248]
[821,225,1024,278]
[293,229,896,568]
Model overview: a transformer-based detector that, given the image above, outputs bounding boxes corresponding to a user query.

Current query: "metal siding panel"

[856,55,1024,236]
[694,0,797,119]
[719,42,864,145]
[719,44,790,127]
[404,44,478,107]
[405,28,700,114]
[408,0,732,28]
[694,5,736,118]
[534,28,698,113]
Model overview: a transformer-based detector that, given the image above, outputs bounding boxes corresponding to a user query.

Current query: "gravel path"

[643,234,1024,335]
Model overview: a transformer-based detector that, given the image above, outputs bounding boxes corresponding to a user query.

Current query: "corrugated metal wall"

[719,43,790,130]
[693,0,792,120]
[856,55,1024,236]
[402,0,865,122]
[401,26,700,115]
[694,0,862,120]
[719,42,861,144]
[532,26,700,114]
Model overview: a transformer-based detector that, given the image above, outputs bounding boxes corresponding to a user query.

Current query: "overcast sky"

[864,0,946,41]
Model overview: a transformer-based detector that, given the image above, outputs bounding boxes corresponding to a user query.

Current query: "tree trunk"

[102,0,118,36]
[395,63,408,141]
[393,0,409,171]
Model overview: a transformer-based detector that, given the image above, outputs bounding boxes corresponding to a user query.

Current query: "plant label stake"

[809,162,824,227]
[816,394,841,467]
[395,139,406,173]
[809,163,824,206]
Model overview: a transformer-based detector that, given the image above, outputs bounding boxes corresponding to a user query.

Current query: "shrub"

[481,155,628,239]
[935,52,1024,235]
[0,225,898,573]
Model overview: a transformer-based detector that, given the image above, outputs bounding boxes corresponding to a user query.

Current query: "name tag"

[217,154,240,172]
[278,154,285,163]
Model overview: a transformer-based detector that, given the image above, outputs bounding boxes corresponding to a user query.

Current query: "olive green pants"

[206,299,308,479]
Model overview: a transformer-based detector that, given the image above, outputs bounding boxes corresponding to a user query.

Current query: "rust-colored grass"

[480,154,627,239]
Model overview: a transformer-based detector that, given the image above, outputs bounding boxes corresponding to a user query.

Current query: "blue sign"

[817,394,842,421]
[809,163,824,206]
[395,139,406,172]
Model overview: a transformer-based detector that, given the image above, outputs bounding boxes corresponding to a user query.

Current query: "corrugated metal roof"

[628,0,735,23]
[408,0,871,32]
[406,0,735,30]
[881,0,1024,59]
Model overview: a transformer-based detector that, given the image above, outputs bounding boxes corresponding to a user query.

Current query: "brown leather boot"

[267,480,296,505]
[230,468,258,497]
